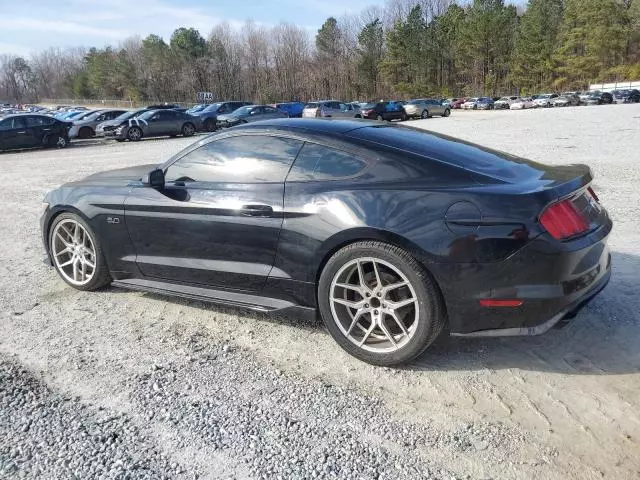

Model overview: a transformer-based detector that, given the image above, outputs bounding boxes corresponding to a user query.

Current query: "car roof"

[235,118,379,134]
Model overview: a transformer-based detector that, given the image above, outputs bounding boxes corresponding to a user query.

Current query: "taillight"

[539,198,589,240]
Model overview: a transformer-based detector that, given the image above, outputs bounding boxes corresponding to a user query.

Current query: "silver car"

[301,101,362,118]
[216,105,288,128]
[403,98,450,119]
[552,92,581,107]
[68,109,127,139]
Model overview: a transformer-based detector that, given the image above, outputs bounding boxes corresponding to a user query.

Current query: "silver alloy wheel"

[56,136,67,147]
[128,128,141,141]
[329,257,419,353]
[421,110,429,119]
[183,123,195,135]
[51,219,96,286]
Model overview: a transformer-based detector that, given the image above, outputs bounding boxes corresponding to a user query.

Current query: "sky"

[0,0,527,57]
[0,0,387,56]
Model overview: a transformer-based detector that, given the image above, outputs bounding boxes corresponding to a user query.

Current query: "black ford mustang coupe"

[41,119,612,366]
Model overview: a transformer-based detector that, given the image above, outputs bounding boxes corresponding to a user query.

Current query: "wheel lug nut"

[374,310,379,315]
[366,292,371,297]
[376,292,381,297]
[364,303,369,308]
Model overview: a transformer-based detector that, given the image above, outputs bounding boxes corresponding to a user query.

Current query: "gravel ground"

[0,104,639,480]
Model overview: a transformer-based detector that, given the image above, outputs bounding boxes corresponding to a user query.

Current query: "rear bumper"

[451,264,610,337]
[435,220,612,335]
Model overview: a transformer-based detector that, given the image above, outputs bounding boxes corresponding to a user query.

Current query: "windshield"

[76,111,97,120]
[498,97,509,101]
[363,103,377,109]
[304,103,319,108]
[231,106,253,116]
[187,104,207,113]
[408,99,425,105]
[138,111,156,120]
[114,110,145,121]
[538,94,552,99]
[202,103,222,113]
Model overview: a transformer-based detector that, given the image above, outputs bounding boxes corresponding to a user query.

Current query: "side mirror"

[143,168,165,189]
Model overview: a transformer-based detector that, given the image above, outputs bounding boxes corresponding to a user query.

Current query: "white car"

[462,98,479,109]
[494,96,521,109]
[510,97,536,110]
[533,93,559,108]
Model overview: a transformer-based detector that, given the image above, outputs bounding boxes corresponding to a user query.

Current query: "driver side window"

[165,135,303,184]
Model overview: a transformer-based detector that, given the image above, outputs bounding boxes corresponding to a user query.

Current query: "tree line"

[2,0,640,104]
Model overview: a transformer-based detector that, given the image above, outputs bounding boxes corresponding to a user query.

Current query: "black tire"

[46,134,68,149]
[318,241,445,366]
[127,126,142,141]
[355,114,362,119]
[376,115,383,121]
[115,139,125,142]
[443,108,451,117]
[182,122,196,137]
[421,110,429,119]
[203,118,216,132]
[400,111,408,121]
[48,212,111,291]
[78,126,93,139]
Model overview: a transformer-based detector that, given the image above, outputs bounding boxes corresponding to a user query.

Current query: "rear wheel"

[127,127,142,141]
[400,111,408,121]
[318,241,445,366]
[182,122,195,137]
[421,110,429,119]
[49,213,111,291]
[376,114,383,121]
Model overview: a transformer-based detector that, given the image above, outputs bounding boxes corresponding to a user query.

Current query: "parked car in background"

[462,98,479,109]
[475,97,495,110]
[494,96,521,109]
[533,93,559,108]
[612,89,640,104]
[403,99,451,119]
[68,109,127,139]
[510,97,536,110]
[360,102,407,121]
[217,105,289,127]
[450,98,466,109]
[98,109,150,137]
[186,101,253,132]
[302,101,363,119]
[0,114,71,151]
[55,110,89,121]
[583,92,614,105]
[110,109,198,142]
[273,102,305,118]
[552,92,581,107]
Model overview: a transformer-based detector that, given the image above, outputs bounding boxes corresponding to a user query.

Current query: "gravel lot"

[1,104,639,480]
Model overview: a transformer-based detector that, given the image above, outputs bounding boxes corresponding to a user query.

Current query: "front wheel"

[203,118,216,132]
[421,110,429,119]
[376,115,383,121]
[443,109,451,117]
[127,127,142,141]
[182,122,196,137]
[400,111,408,121]
[47,134,68,149]
[49,213,111,291]
[318,241,445,366]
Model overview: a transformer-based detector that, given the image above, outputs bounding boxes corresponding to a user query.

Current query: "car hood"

[68,164,158,187]
[217,114,242,122]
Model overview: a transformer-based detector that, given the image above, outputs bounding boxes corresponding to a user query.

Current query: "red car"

[450,98,466,109]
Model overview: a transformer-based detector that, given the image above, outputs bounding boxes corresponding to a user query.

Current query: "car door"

[124,133,304,291]
[148,110,177,136]
[22,116,47,146]
[262,106,285,120]
[431,99,445,115]
[246,106,265,122]
[0,116,34,149]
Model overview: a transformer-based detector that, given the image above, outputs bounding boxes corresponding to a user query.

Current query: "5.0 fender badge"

[106,217,120,224]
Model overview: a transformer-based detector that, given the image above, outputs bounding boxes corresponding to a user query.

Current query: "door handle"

[240,204,273,216]
[17,131,26,134]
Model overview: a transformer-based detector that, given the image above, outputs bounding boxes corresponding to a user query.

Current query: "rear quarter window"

[288,143,366,181]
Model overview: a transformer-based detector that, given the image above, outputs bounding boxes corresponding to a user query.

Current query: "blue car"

[273,102,304,118]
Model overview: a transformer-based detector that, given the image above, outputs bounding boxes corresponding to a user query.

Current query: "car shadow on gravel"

[410,251,640,375]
